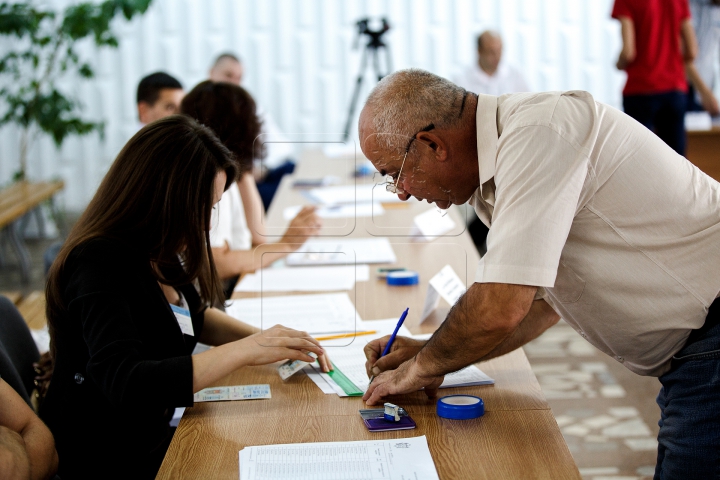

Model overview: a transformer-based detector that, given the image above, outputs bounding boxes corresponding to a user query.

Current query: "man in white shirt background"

[453,30,530,254]
[453,30,529,98]
[209,53,296,210]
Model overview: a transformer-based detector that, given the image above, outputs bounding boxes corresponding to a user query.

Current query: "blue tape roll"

[437,395,484,420]
[386,270,419,286]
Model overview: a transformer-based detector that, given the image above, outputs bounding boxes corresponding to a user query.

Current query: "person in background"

[40,116,329,479]
[181,81,321,299]
[454,30,530,255]
[209,53,296,210]
[688,0,720,116]
[453,30,529,97]
[613,0,718,155]
[0,378,57,480]
[136,72,184,126]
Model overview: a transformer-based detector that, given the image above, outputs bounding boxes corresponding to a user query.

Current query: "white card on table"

[410,208,456,241]
[193,384,271,402]
[420,265,467,322]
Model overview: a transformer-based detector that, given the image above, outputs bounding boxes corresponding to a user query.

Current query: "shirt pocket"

[552,261,586,304]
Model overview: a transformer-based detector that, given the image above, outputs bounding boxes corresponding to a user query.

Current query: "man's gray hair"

[363,69,468,150]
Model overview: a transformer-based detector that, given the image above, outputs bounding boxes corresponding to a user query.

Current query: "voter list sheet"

[239,435,439,480]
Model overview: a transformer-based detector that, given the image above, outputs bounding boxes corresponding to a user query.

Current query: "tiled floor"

[526,320,661,480]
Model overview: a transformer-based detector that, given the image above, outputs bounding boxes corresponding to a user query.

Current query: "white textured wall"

[0,0,623,211]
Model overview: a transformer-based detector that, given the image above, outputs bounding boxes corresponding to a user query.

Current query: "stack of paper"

[239,435,440,480]
[307,318,494,397]
[234,265,370,293]
[283,203,384,220]
[305,184,406,205]
[286,237,396,266]
[225,293,362,335]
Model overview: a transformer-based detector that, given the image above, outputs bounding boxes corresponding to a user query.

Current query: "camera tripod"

[342,18,393,142]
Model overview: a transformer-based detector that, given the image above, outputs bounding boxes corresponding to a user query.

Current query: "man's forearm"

[479,298,560,361]
[414,282,537,377]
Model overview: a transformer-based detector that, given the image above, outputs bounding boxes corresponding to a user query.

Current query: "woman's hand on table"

[281,206,322,244]
[364,335,426,377]
[240,325,331,372]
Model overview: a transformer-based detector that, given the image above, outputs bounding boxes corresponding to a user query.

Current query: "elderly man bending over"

[359,69,720,479]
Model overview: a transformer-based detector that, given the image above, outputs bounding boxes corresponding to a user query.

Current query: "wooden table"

[157,153,580,479]
[0,180,64,283]
[686,127,720,182]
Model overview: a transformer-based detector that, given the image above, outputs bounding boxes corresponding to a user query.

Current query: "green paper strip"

[327,363,364,396]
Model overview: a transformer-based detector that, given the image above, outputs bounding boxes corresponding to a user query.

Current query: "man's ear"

[416,131,448,162]
[137,102,150,124]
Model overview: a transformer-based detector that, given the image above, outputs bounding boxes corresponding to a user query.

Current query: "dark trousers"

[623,91,687,156]
[654,297,720,479]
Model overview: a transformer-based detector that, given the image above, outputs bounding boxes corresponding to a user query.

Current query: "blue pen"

[369,307,409,384]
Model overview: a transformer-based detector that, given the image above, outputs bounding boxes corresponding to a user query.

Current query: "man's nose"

[397,192,412,201]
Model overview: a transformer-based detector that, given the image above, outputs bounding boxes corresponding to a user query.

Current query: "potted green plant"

[0,0,153,181]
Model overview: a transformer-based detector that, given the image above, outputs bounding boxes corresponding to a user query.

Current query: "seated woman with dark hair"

[180,81,322,297]
[40,116,329,480]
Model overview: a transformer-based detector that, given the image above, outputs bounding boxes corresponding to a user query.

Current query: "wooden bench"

[0,291,23,305]
[0,180,64,283]
[16,291,47,331]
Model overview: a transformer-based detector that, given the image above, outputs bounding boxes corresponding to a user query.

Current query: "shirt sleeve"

[65,242,195,408]
[680,0,691,20]
[611,0,632,19]
[476,125,589,288]
[209,187,233,248]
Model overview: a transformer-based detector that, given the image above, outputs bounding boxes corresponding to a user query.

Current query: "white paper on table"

[420,265,467,322]
[234,265,370,293]
[306,183,406,205]
[283,203,384,220]
[410,208,457,241]
[301,365,336,394]
[239,435,440,480]
[286,237,396,266]
[225,293,362,334]
[310,318,493,394]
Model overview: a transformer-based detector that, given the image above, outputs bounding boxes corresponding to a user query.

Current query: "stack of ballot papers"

[286,237,396,266]
[239,435,440,480]
[234,265,370,293]
[225,293,362,335]
[305,183,407,206]
[306,318,494,397]
[283,203,384,220]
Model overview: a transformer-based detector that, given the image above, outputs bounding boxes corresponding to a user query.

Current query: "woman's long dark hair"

[46,115,239,350]
[180,80,264,174]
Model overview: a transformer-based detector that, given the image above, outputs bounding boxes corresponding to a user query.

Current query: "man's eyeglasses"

[384,123,435,195]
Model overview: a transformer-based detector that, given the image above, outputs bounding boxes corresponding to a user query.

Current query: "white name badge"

[171,304,194,336]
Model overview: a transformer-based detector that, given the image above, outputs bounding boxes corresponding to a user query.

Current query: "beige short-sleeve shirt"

[470,91,720,376]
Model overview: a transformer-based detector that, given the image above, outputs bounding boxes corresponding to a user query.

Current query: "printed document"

[239,435,439,480]
[286,238,396,266]
[234,265,369,293]
[225,293,362,334]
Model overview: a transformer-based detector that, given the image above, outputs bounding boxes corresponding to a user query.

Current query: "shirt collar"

[475,93,499,189]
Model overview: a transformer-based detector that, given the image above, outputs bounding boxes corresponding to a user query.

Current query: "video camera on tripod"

[342,17,393,141]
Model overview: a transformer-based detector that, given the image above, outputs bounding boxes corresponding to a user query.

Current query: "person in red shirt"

[613,0,703,155]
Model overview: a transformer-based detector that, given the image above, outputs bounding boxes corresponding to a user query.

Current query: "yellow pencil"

[315,330,377,341]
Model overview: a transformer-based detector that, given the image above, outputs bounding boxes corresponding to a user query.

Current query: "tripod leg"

[342,47,369,142]
[372,48,383,82]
